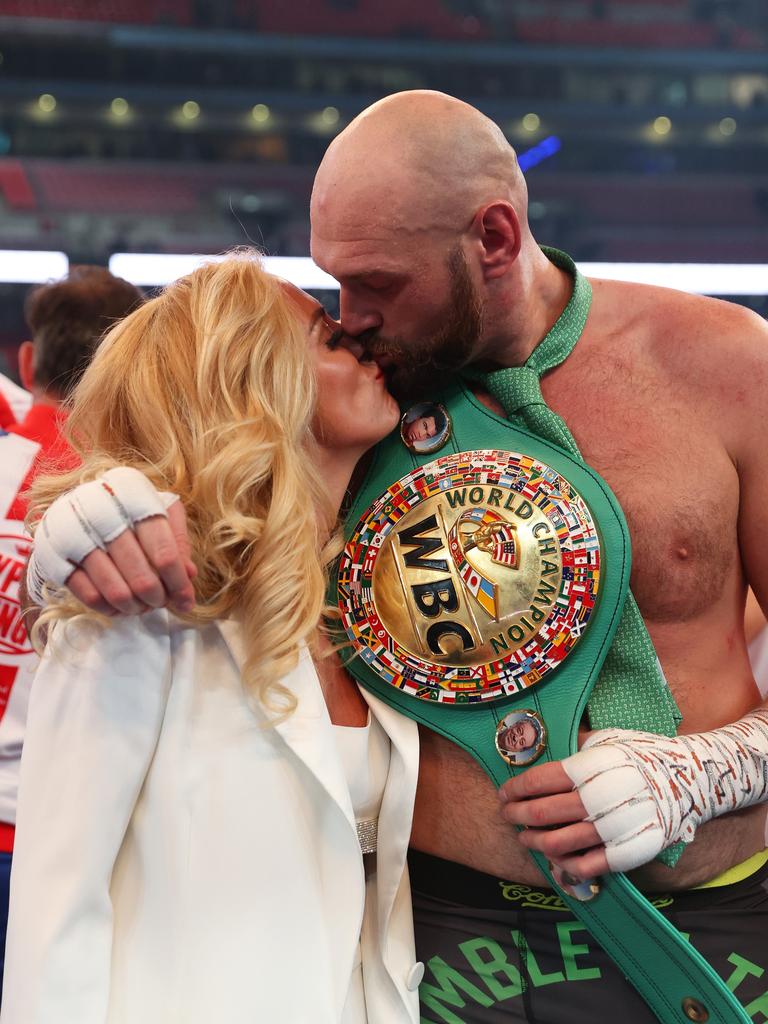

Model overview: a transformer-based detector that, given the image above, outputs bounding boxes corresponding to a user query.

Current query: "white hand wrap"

[562,710,768,873]
[27,467,178,605]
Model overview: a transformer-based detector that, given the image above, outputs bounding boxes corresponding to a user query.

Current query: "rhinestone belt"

[356,818,378,854]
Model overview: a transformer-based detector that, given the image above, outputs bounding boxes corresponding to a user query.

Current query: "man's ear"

[469,202,521,281]
[17,341,35,392]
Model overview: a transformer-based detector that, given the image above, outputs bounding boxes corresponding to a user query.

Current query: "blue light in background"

[518,135,561,172]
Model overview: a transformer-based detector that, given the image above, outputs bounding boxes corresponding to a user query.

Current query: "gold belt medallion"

[338,449,601,705]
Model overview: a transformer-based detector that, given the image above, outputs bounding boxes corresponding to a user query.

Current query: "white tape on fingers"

[26,484,115,605]
[69,479,130,548]
[41,489,106,567]
[100,467,173,529]
[159,491,180,512]
[27,467,177,606]
[563,741,666,872]
[602,825,665,874]
[563,712,768,873]
[26,524,79,605]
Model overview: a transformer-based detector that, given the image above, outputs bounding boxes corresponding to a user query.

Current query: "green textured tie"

[479,248,682,747]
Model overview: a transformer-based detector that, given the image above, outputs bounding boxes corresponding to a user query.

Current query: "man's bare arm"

[499,306,768,881]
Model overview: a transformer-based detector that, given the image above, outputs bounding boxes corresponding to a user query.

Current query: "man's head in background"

[20,266,143,404]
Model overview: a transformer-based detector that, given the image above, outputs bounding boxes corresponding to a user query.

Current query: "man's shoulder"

[590,277,767,378]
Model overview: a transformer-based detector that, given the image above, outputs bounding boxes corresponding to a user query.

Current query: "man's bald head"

[311,90,528,240]
[309,92,544,381]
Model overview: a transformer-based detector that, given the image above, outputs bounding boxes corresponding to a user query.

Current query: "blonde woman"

[2,255,420,1024]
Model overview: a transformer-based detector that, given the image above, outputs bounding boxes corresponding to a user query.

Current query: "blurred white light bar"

[109,253,224,286]
[108,253,338,289]
[109,253,768,296]
[578,262,768,296]
[262,256,339,290]
[0,250,68,284]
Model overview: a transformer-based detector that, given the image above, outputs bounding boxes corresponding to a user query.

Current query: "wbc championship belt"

[335,381,749,1024]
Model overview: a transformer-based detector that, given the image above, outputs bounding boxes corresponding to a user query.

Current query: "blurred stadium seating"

[0,0,192,27]
[1,0,764,47]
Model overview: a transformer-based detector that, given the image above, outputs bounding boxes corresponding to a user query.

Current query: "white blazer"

[2,611,421,1024]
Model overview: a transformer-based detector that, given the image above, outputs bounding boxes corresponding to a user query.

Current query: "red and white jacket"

[0,404,75,847]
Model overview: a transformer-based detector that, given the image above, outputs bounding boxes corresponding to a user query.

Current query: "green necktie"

[478,248,682,750]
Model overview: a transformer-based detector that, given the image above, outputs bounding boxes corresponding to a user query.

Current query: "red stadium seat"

[0,161,36,211]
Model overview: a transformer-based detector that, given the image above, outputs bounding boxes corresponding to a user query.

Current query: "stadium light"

[0,250,68,284]
[108,253,339,289]
[518,136,561,171]
[108,253,768,297]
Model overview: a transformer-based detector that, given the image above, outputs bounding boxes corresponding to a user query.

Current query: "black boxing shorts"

[409,849,768,1024]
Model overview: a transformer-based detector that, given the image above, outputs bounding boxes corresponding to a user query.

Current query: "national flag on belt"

[458,560,497,619]
[362,549,377,574]
[488,523,518,567]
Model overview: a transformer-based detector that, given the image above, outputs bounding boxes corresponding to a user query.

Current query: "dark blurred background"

[0,0,766,376]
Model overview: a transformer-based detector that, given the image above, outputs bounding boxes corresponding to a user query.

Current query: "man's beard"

[364,247,484,400]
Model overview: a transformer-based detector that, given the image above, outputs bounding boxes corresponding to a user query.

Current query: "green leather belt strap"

[336,388,749,1024]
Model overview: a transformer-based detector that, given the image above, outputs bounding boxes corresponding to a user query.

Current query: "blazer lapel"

[215,620,357,827]
[360,688,419,934]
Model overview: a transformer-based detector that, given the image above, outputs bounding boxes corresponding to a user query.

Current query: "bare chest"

[540,357,739,625]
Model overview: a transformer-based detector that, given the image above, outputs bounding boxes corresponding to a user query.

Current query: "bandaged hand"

[561,712,768,872]
[27,467,196,615]
[500,710,768,880]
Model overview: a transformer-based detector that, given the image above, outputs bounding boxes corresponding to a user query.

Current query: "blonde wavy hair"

[29,252,337,717]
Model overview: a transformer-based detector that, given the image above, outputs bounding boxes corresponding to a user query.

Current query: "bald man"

[307,92,768,1020]
[27,92,768,1021]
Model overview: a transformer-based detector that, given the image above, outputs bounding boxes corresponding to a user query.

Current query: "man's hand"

[67,501,196,616]
[499,761,608,881]
[28,467,197,617]
[503,712,768,882]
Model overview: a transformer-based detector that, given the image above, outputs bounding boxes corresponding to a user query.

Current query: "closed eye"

[325,327,344,349]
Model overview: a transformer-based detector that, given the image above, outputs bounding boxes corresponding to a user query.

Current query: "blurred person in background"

[2,255,420,1024]
[0,266,142,1001]
[0,376,30,428]
[0,393,15,431]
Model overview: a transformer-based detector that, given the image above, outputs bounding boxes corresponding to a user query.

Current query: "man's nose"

[339,293,382,338]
